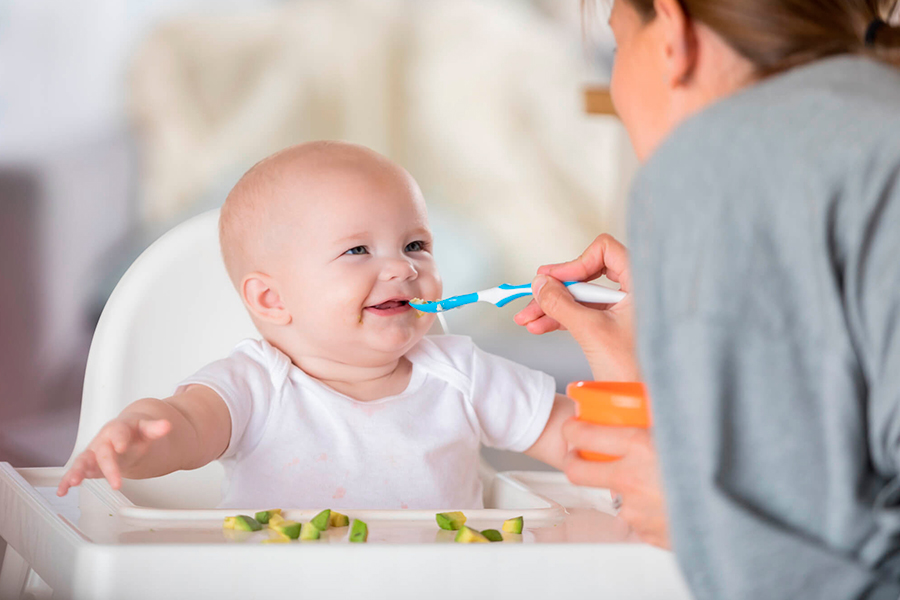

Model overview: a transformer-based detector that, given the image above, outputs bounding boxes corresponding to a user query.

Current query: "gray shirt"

[628,56,900,600]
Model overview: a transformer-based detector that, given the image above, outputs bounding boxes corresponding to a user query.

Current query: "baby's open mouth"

[369,299,409,310]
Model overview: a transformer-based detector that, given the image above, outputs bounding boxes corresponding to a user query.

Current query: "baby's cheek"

[421,270,442,300]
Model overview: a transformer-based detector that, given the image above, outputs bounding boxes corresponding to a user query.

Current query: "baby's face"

[268,165,442,366]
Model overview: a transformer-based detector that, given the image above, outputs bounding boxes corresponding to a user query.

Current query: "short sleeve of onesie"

[176,339,290,460]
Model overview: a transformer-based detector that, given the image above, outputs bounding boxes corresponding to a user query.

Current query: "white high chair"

[0,209,691,600]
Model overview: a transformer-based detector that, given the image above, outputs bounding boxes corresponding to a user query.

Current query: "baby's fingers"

[107,421,134,454]
[57,467,83,496]
[94,440,122,490]
[57,451,98,496]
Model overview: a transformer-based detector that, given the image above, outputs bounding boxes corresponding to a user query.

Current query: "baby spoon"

[409,281,625,313]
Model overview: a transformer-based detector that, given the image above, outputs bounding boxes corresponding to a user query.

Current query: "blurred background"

[0,0,635,471]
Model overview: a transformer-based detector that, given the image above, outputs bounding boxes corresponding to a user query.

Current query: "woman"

[516,1,900,598]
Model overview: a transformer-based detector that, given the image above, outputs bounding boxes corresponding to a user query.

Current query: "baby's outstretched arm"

[524,394,575,470]
[57,385,230,496]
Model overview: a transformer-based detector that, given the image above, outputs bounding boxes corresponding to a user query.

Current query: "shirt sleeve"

[465,341,556,452]
[175,339,281,460]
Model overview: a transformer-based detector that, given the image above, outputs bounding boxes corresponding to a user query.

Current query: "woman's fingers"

[562,450,622,490]
[525,315,568,335]
[541,234,632,291]
[562,418,640,457]
[514,298,546,326]
[513,299,568,333]
[531,275,598,339]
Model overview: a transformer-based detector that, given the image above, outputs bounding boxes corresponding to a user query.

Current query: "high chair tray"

[0,463,692,600]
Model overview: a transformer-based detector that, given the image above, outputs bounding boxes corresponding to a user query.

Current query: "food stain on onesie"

[316,453,328,462]
[281,457,301,474]
[332,487,346,499]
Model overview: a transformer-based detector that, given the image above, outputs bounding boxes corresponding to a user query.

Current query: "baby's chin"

[361,320,431,355]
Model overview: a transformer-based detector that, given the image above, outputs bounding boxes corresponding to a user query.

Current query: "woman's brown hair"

[599,0,900,73]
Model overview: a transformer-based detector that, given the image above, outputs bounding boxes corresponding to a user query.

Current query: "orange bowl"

[565,381,651,461]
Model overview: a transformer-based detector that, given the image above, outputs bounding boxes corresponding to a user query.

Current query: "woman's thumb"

[533,275,583,328]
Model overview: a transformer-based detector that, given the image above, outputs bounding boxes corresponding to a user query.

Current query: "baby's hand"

[57,418,172,496]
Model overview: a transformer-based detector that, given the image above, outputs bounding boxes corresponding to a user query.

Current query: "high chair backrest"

[73,208,447,508]
[73,209,256,507]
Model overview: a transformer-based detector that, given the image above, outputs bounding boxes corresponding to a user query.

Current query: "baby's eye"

[344,246,368,255]
[405,240,427,252]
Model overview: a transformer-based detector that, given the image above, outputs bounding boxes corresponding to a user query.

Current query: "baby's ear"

[241,273,292,325]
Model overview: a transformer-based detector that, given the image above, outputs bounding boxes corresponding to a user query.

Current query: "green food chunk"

[233,515,262,532]
[481,529,503,542]
[300,522,321,540]
[330,511,350,527]
[502,516,524,534]
[349,519,368,543]
[255,509,282,524]
[223,516,237,529]
[272,520,301,540]
[454,526,489,543]
[435,511,467,531]
[310,509,331,531]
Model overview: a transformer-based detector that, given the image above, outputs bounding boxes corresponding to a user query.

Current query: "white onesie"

[177,334,555,509]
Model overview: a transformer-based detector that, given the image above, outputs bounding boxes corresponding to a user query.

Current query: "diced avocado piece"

[262,531,291,544]
[330,511,350,527]
[502,516,524,534]
[255,509,282,524]
[268,513,286,527]
[435,511,467,530]
[454,526,489,543]
[233,515,262,531]
[481,529,503,542]
[272,519,301,540]
[300,522,320,540]
[310,509,331,531]
[349,519,368,543]
[223,516,237,529]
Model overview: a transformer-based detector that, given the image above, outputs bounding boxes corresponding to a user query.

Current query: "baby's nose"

[379,257,418,281]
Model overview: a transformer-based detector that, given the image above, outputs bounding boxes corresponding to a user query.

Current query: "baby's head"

[220,141,442,367]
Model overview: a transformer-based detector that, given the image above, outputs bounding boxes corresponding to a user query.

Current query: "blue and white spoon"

[408,281,625,313]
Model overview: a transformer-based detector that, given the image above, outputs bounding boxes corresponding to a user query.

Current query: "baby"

[57,141,573,509]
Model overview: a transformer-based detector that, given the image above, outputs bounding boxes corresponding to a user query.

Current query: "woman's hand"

[516,234,669,548]
[563,418,670,549]
[514,234,639,381]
